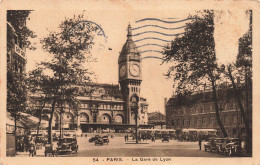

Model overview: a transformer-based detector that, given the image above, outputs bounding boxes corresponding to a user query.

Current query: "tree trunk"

[227,65,252,154]
[14,113,17,154]
[211,78,228,137]
[48,101,56,145]
[36,102,45,145]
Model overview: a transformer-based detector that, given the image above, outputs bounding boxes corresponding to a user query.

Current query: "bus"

[179,129,217,141]
[138,129,176,140]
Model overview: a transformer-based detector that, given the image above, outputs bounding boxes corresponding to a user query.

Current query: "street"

[17,136,226,157]
[73,137,226,157]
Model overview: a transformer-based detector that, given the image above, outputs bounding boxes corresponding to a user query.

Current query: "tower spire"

[127,22,132,39]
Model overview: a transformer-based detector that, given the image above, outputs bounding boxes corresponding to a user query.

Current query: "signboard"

[15,44,25,59]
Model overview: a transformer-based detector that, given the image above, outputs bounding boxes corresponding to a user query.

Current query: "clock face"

[129,64,140,77]
[119,65,126,77]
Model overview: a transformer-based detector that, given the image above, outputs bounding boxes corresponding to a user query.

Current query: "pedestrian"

[124,134,127,141]
[151,135,155,142]
[28,140,36,157]
[126,134,128,140]
[198,139,202,150]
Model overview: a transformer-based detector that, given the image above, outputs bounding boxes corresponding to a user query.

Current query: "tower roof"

[119,23,140,59]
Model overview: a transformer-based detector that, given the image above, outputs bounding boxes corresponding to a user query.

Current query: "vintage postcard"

[0,0,259,165]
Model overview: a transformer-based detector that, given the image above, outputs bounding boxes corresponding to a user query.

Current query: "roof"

[148,112,166,123]
[119,24,140,60]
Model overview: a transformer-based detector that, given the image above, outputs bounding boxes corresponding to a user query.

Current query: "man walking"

[199,139,202,150]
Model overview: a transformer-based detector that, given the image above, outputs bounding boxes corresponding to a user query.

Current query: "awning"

[18,112,48,128]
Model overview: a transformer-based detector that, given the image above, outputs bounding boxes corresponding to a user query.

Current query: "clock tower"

[118,24,142,125]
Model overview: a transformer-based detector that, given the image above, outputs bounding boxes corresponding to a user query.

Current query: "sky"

[25,9,249,115]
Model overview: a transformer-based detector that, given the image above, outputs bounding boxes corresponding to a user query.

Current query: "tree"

[163,10,228,137]
[7,10,36,148]
[28,13,95,145]
[223,10,252,154]
[7,70,27,134]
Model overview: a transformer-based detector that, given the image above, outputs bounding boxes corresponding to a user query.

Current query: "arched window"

[63,112,74,123]
[80,113,89,123]
[114,115,123,124]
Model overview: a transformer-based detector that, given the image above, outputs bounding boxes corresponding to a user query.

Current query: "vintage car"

[204,137,217,152]
[44,144,57,157]
[214,138,227,153]
[95,137,104,145]
[57,137,78,155]
[162,135,170,142]
[102,136,109,145]
[89,135,101,142]
[224,138,242,156]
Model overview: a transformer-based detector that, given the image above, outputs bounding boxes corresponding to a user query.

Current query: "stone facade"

[29,83,149,133]
[166,88,252,137]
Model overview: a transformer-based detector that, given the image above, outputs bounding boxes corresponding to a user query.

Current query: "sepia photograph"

[1,0,259,164]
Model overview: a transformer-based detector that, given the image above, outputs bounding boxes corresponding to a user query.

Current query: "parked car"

[89,135,101,142]
[162,135,170,142]
[57,137,78,155]
[102,136,109,145]
[224,138,242,156]
[204,137,216,152]
[214,138,227,153]
[95,138,104,145]
[44,144,57,157]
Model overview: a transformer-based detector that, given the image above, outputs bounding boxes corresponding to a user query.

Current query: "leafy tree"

[7,10,36,142]
[28,13,95,144]
[224,10,252,154]
[7,71,27,132]
[163,10,228,137]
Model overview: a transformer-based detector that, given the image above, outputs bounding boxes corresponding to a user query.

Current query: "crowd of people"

[16,135,38,156]
[124,133,156,142]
